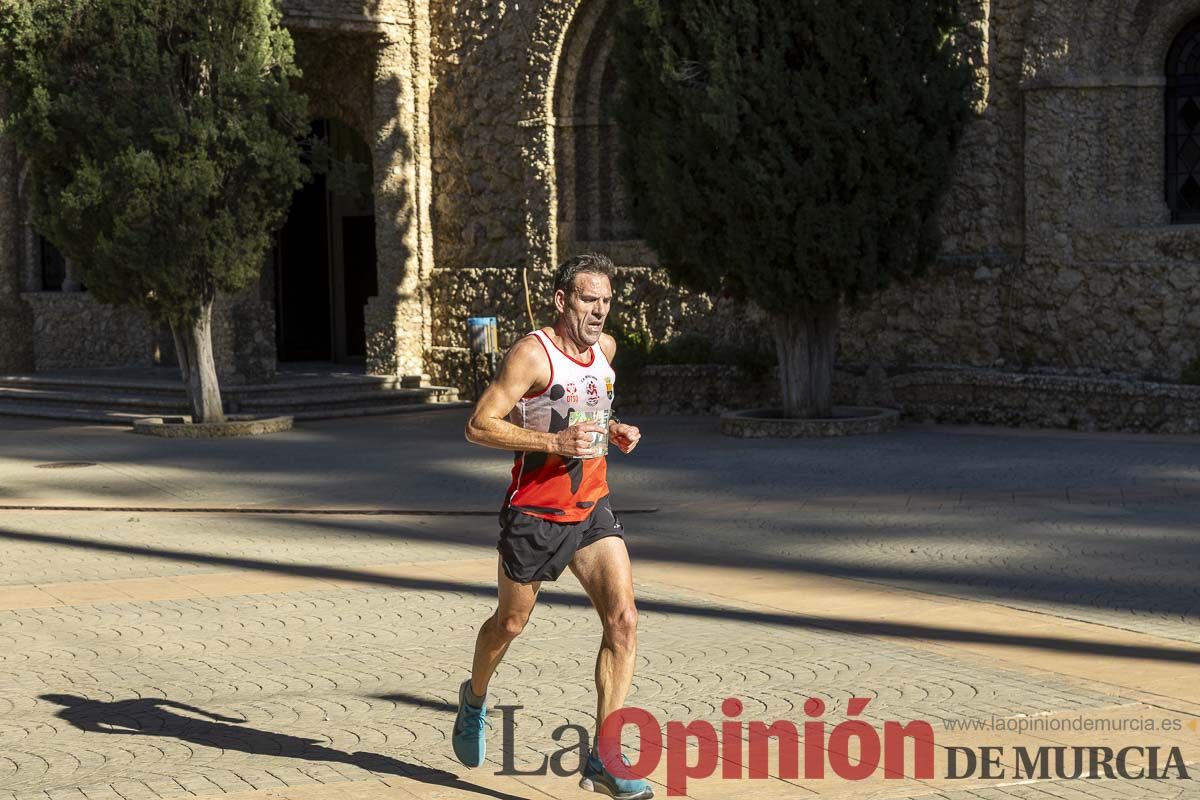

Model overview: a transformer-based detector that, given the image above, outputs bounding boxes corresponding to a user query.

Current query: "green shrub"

[653,332,715,365]
[609,323,775,378]
[1181,357,1200,385]
[609,324,653,374]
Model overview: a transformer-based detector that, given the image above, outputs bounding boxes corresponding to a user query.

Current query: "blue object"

[467,316,498,354]
[580,750,655,799]
[451,679,487,768]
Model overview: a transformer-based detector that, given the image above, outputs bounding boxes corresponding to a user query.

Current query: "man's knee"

[603,604,638,647]
[494,611,531,641]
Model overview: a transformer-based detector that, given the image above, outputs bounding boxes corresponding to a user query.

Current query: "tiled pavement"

[1,412,1198,799]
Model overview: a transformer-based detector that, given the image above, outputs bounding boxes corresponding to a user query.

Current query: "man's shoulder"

[508,332,548,362]
[599,332,617,361]
[503,333,552,380]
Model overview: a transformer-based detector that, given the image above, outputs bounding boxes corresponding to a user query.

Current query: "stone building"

[4,0,1200,389]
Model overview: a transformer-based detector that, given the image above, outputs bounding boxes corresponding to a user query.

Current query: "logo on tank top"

[605,376,614,400]
[583,375,601,407]
[564,382,579,404]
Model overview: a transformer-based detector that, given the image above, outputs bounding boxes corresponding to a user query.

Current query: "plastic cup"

[570,409,610,459]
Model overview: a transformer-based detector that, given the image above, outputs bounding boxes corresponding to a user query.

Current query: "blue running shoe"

[579,750,654,799]
[451,679,486,768]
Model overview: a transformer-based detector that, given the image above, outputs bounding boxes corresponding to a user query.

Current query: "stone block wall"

[890,369,1200,434]
[425,264,727,388]
[211,291,277,385]
[618,365,779,417]
[839,251,1200,378]
[22,293,156,370]
[17,290,274,384]
[617,363,1200,435]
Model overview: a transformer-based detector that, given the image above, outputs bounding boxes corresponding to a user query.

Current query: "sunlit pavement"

[1,411,1198,799]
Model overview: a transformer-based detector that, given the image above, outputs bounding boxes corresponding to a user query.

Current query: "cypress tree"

[0,0,307,422]
[613,0,972,418]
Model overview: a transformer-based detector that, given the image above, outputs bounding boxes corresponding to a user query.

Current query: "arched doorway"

[274,118,377,362]
[554,0,633,253]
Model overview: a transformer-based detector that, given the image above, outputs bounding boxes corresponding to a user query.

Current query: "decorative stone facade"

[423,0,1200,392]
[5,0,1200,420]
[836,0,1200,378]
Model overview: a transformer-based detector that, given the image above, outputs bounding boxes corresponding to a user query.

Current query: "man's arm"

[465,335,605,458]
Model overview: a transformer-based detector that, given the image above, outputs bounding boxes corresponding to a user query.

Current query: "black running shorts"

[497,496,624,583]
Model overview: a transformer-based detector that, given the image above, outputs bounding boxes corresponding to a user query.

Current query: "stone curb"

[719,406,900,438]
[132,415,294,438]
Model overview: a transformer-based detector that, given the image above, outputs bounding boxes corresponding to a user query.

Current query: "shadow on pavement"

[379,690,457,713]
[8,527,1200,665]
[39,694,529,800]
[246,510,1200,619]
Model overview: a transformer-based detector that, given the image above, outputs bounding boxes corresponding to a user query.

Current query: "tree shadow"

[40,694,529,800]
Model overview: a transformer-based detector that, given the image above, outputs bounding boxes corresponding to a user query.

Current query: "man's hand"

[553,422,608,458]
[609,421,641,454]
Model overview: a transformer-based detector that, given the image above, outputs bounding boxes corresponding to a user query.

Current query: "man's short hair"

[554,253,615,295]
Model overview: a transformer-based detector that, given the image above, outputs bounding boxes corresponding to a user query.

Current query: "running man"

[454,253,652,799]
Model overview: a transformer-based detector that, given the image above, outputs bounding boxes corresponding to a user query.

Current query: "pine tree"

[614,0,972,418]
[0,0,307,422]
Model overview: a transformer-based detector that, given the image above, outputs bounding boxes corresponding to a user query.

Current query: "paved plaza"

[0,411,1198,799]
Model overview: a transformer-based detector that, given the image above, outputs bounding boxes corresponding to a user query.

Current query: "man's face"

[556,272,612,347]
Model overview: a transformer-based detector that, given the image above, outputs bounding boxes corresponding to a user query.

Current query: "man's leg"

[571,536,653,798]
[470,557,542,698]
[569,536,638,735]
[453,558,541,769]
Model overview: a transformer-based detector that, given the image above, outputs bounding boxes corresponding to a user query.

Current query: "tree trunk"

[169,301,225,423]
[771,302,839,419]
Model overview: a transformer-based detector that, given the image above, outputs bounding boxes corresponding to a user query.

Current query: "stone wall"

[840,250,1200,378]
[618,365,778,417]
[837,0,1200,379]
[425,265,724,388]
[18,290,274,384]
[211,291,277,385]
[423,0,1200,396]
[291,31,376,140]
[429,0,536,272]
[939,0,1025,260]
[22,293,156,371]
[890,369,1200,434]
[616,363,1200,435]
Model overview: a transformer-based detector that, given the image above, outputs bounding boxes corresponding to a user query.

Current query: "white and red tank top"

[505,329,616,522]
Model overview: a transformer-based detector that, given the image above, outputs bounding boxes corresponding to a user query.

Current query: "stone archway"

[553,0,631,255]
[526,0,655,268]
[281,8,435,380]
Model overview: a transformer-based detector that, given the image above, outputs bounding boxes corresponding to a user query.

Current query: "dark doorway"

[274,119,377,362]
[341,215,377,358]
